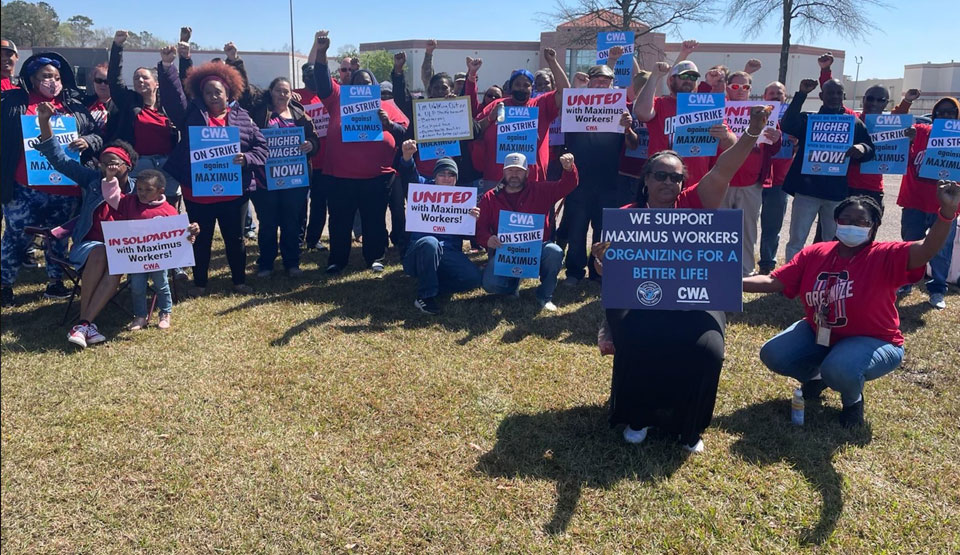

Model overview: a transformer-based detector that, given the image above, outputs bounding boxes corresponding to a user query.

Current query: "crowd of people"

[1,29,958,452]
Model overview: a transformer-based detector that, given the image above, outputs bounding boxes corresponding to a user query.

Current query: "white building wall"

[370,48,541,93]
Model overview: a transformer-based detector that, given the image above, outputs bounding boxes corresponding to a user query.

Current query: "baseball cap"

[670,60,700,78]
[454,72,467,82]
[380,81,393,94]
[587,64,615,79]
[0,39,17,55]
[503,153,527,170]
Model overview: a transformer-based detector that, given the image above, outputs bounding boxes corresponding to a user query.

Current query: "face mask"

[511,90,530,103]
[37,77,62,98]
[835,224,871,247]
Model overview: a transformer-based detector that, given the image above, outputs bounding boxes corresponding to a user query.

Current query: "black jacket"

[103,42,179,150]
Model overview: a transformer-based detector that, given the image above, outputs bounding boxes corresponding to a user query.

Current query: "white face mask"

[835,224,871,247]
[37,77,62,98]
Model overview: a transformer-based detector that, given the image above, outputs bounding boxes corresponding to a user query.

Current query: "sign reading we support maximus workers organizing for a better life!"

[496,106,538,165]
[188,126,241,196]
[674,93,725,157]
[801,114,855,176]
[101,214,196,276]
[341,85,382,142]
[861,114,912,175]
[561,88,627,133]
[413,96,473,160]
[596,31,634,88]
[405,183,478,236]
[919,118,960,181]
[493,211,545,279]
[262,127,308,190]
[600,209,743,311]
[20,115,80,187]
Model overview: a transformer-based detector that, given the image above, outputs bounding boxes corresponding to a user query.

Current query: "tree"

[726,0,888,84]
[544,0,716,46]
[66,14,94,46]
[337,43,359,60]
[358,50,394,83]
[0,1,61,47]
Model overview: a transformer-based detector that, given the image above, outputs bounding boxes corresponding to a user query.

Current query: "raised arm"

[311,30,335,100]
[465,57,482,116]
[696,105,772,209]
[780,79,816,138]
[421,39,437,91]
[399,139,427,184]
[908,181,960,269]
[543,48,569,110]
[817,53,833,86]
[633,62,668,122]
[158,45,188,126]
[673,40,697,66]
[34,102,100,188]
[391,51,413,119]
[108,31,130,101]
[892,89,920,115]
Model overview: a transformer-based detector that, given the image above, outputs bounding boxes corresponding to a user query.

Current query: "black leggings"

[326,175,390,268]
[185,197,247,287]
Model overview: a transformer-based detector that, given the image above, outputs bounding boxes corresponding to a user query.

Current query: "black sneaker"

[757,264,775,275]
[43,281,72,299]
[801,379,829,401]
[414,296,441,315]
[839,397,865,428]
[1,286,14,307]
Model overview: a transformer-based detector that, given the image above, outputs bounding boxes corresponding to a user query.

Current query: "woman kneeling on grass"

[594,105,774,453]
[743,184,960,427]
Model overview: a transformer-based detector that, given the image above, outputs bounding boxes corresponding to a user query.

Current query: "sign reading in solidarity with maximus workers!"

[861,114,912,175]
[561,88,626,133]
[262,127,308,190]
[101,214,196,276]
[919,118,960,181]
[801,114,855,176]
[341,85,382,142]
[20,115,80,187]
[494,211,545,279]
[188,126,241,196]
[496,106,538,165]
[596,31,634,88]
[674,93,725,157]
[601,208,743,312]
[405,183,478,236]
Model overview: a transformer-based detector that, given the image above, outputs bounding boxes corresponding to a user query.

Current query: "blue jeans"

[785,194,840,263]
[1,183,77,286]
[900,208,956,295]
[251,187,309,271]
[482,242,564,302]
[129,270,172,317]
[402,236,481,298]
[759,186,787,269]
[759,320,905,406]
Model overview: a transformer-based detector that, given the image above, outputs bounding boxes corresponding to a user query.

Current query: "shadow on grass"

[476,405,689,535]
[714,399,872,546]
[896,298,936,335]
[731,292,804,330]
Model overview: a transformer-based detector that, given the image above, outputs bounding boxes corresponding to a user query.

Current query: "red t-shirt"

[475,91,561,182]
[646,95,712,185]
[133,107,174,156]
[83,201,116,242]
[294,88,327,170]
[16,94,80,197]
[115,194,179,220]
[182,110,242,205]
[625,182,704,210]
[896,123,957,215]
[88,99,109,132]
[718,140,779,188]
[1,76,18,91]
[771,241,924,346]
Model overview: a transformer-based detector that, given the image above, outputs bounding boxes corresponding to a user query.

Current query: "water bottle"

[791,388,804,426]
[497,102,505,123]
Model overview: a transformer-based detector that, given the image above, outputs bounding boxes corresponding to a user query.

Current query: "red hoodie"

[475,90,561,183]
[475,166,579,246]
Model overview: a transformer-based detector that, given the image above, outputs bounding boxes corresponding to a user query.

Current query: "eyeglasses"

[863,95,888,103]
[727,83,751,90]
[675,73,698,82]
[933,108,959,118]
[94,77,109,85]
[338,68,350,73]
[650,170,684,184]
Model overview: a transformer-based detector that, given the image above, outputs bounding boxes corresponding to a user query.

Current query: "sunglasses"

[339,68,350,73]
[863,95,888,103]
[94,77,109,85]
[727,83,751,90]
[651,170,684,184]
[675,73,698,82]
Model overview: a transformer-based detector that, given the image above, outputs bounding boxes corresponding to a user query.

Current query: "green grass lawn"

[2,241,959,553]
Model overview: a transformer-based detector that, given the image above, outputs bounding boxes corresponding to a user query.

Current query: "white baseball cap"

[503,153,527,170]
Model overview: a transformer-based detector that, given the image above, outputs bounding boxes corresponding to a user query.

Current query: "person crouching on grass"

[100,168,198,330]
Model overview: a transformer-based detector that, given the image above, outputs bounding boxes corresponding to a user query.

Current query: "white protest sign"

[561,88,627,133]
[413,96,474,142]
[304,102,329,138]
[101,214,196,275]
[724,101,783,143]
[405,183,478,236]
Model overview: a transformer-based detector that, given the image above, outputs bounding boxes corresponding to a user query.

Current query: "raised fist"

[744,58,762,74]
[401,139,417,161]
[315,31,330,52]
[654,62,670,77]
[114,30,128,46]
[904,88,921,102]
[160,45,177,65]
[425,39,437,54]
[179,26,192,43]
[559,152,574,171]
[543,48,557,63]
[817,52,834,70]
[223,42,238,61]
[680,39,698,54]
[798,79,818,95]
[466,57,483,75]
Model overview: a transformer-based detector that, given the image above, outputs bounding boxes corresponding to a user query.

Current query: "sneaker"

[23,247,42,268]
[757,264,775,275]
[928,293,946,310]
[244,229,257,239]
[67,324,88,348]
[157,312,171,330]
[1,286,13,307]
[623,425,649,444]
[85,323,106,345]
[801,378,829,401]
[414,296,441,315]
[313,240,328,252]
[682,437,705,454]
[562,276,580,287]
[173,267,190,281]
[325,264,342,275]
[538,300,558,312]
[128,316,148,331]
[256,269,272,278]
[233,283,253,295]
[43,281,72,299]
[370,262,384,273]
[839,397,865,428]
[287,267,304,277]
[896,285,913,298]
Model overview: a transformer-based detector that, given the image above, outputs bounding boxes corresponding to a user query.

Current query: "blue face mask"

[835,224,871,247]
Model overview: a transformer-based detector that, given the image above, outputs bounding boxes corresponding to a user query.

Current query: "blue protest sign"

[341,85,383,143]
[625,121,649,159]
[496,106,539,165]
[20,115,80,186]
[262,127,308,190]
[801,114,855,176]
[674,93,724,157]
[919,118,960,181]
[600,208,743,311]
[596,31,634,88]
[188,126,242,196]
[419,140,461,161]
[493,210,545,279]
[861,114,912,175]
[773,134,796,159]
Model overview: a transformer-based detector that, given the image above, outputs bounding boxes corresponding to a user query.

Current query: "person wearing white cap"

[474,151,578,311]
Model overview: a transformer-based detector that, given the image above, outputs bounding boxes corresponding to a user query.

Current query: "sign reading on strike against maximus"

[861,114,912,175]
[561,88,626,133]
[494,211,545,278]
[674,93,725,157]
[596,31,634,88]
[20,115,80,187]
[341,85,382,142]
[919,118,960,181]
[405,183,478,236]
[101,214,196,276]
[413,96,473,142]
[601,208,743,311]
[188,126,241,196]
[496,106,538,165]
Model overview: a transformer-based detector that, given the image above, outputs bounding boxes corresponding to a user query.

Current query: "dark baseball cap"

[587,64,615,79]
[1,39,17,55]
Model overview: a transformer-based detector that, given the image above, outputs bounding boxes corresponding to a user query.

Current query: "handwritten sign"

[102,214,196,275]
[341,85,382,142]
[596,31,634,88]
[188,126,241,196]
[263,127,308,190]
[861,114,912,175]
[405,183,478,235]
[493,210,545,278]
[413,96,473,142]
[801,114,855,176]
[496,106,539,165]
[919,118,960,181]
[20,115,80,186]
[561,88,626,133]
[674,93,725,157]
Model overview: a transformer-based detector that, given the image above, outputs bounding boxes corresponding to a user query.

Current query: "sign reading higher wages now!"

[341,85,382,142]
[20,115,80,186]
[600,208,743,311]
[596,31,634,88]
[101,214,196,276]
[801,114,855,176]
[919,118,960,181]
[494,211,545,279]
[262,127,308,190]
[561,88,626,133]
[674,93,725,157]
[189,126,241,196]
[405,183,478,236]
[496,106,538,165]
[861,114,912,175]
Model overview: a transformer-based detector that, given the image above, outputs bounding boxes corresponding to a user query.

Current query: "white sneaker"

[85,323,106,345]
[682,438,705,454]
[370,262,384,273]
[67,324,88,348]
[929,293,946,310]
[539,300,558,312]
[623,426,649,444]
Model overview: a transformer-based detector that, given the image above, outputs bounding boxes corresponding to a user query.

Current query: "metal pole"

[852,56,863,111]
[289,0,296,87]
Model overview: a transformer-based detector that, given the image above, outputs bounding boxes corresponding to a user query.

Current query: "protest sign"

[561,88,627,133]
[801,114,855,176]
[773,134,797,159]
[493,211,545,278]
[724,101,781,142]
[20,115,80,187]
[496,106,538,165]
[596,31,634,88]
[341,85,382,142]
[102,214,196,275]
[413,96,473,142]
[405,183,478,236]
[548,116,564,146]
[674,93,725,157]
[601,208,743,311]
[303,102,329,138]
[263,127,308,190]
[625,121,649,159]
[861,114,912,175]
[919,118,960,181]
[418,140,461,160]
[188,126,241,196]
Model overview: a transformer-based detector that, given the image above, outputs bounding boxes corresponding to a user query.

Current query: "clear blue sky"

[32,0,956,80]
